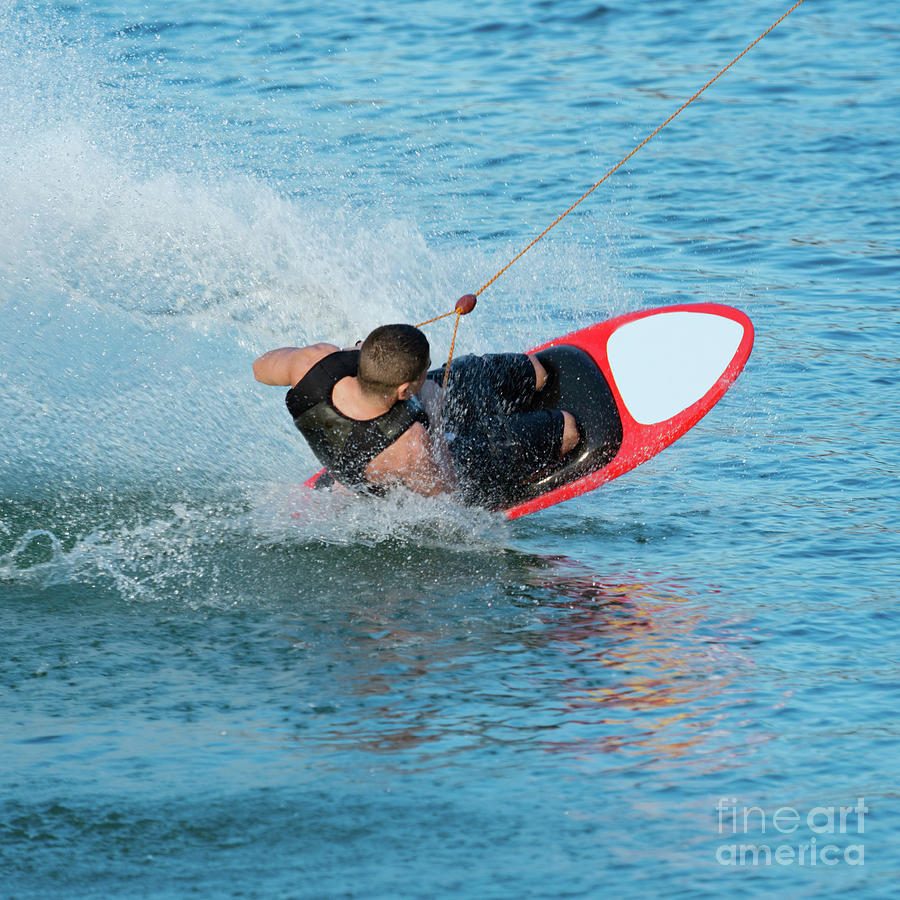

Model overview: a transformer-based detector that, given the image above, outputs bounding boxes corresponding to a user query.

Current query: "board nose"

[606,311,748,425]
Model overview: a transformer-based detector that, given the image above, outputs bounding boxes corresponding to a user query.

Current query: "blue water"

[2,0,898,897]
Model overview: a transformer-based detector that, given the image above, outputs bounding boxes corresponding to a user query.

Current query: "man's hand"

[365,423,455,498]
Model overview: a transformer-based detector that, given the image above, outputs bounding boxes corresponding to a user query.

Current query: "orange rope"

[441,310,463,391]
[416,0,807,387]
[474,0,808,297]
[415,309,458,329]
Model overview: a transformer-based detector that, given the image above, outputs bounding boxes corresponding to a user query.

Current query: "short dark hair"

[358,324,430,393]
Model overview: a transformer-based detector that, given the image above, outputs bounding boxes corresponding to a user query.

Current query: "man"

[253,324,580,505]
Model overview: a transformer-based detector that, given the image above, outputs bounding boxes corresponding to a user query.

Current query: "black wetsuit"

[287,349,564,506]
[430,354,565,508]
[286,349,427,492]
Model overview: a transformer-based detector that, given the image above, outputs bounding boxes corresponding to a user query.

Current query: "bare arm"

[365,422,456,497]
[252,343,340,387]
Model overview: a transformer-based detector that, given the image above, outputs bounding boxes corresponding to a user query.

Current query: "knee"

[560,410,580,456]
[528,354,548,391]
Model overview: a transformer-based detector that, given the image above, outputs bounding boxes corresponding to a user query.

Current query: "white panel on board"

[606,312,744,425]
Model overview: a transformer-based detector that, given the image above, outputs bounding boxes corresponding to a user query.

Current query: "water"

[2,0,898,896]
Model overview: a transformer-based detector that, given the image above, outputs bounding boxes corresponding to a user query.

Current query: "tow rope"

[418,0,808,380]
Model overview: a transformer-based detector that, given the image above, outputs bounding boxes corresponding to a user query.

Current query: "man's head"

[358,324,430,399]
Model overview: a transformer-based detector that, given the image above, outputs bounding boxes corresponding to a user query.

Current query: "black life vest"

[285,349,428,491]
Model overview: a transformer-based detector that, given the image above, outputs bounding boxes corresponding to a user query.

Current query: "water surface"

[2,0,898,897]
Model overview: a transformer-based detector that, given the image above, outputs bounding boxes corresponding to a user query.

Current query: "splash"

[0,4,625,563]
[0,5,459,499]
[0,484,509,606]
[247,481,507,549]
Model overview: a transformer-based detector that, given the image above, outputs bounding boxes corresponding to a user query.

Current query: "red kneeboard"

[505,302,753,518]
[305,303,754,519]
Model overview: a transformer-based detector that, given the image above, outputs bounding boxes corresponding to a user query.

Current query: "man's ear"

[396,381,414,401]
